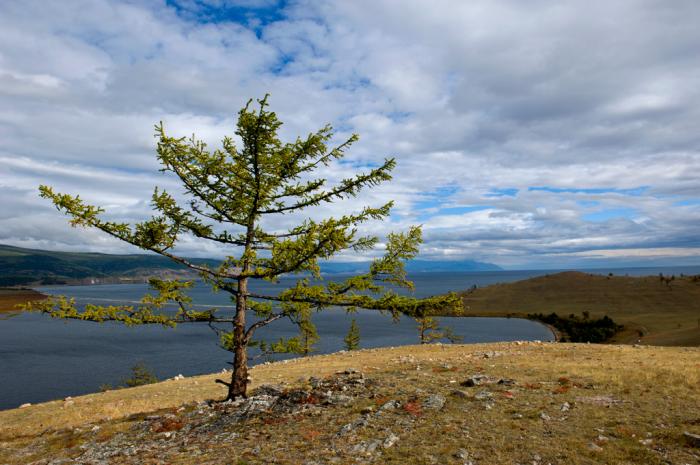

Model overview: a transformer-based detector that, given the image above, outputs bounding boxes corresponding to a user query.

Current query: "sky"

[1,0,699,269]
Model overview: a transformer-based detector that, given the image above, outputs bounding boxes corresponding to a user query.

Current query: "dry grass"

[0,289,47,314]
[1,343,699,464]
[460,271,700,346]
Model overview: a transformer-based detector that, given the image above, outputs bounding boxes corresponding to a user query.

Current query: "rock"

[238,395,278,417]
[326,394,353,406]
[539,412,551,421]
[454,448,470,459]
[588,442,603,452]
[451,389,469,399]
[497,378,516,386]
[375,399,400,415]
[337,415,370,436]
[254,384,285,397]
[383,433,399,449]
[474,391,493,401]
[684,431,700,448]
[512,413,523,419]
[19,403,31,408]
[461,374,490,387]
[560,402,571,412]
[423,394,446,411]
[360,406,375,414]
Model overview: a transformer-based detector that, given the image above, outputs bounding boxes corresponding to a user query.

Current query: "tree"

[416,316,464,344]
[25,95,462,400]
[344,318,361,350]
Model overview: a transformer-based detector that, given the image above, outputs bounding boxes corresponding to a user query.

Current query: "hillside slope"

[0,244,216,285]
[1,343,698,464]
[460,271,700,346]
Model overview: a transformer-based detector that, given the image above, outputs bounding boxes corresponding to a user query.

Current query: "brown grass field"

[1,343,699,464]
[0,288,47,314]
[459,271,700,346]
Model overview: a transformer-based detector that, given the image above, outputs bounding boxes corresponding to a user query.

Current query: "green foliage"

[122,362,158,387]
[30,95,463,398]
[344,319,361,350]
[527,312,623,343]
[416,316,464,344]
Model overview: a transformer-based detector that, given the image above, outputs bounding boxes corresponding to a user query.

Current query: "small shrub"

[122,362,158,387]
[402,400,422,417]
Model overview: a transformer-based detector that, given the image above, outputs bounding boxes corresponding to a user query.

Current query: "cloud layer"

[1,0,699,268]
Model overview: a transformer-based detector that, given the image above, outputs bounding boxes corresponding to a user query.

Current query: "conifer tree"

[26,95,462,400]
[344,318,361,350]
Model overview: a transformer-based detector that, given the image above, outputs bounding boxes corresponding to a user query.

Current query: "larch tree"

[344,318,361,350]
[26,95,462,400]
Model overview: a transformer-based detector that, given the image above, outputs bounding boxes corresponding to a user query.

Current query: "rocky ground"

[2,343,699,465]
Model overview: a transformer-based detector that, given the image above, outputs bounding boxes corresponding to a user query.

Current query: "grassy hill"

[1,343,698,464]
[458,271,700,346]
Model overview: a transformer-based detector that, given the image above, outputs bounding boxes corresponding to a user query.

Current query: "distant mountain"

[0,243,501,286]
[320,259,502,274]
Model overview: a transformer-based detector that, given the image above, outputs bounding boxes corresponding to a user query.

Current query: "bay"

[2,266,697,410]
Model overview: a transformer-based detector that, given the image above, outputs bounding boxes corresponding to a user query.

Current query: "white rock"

[19,403,31,408]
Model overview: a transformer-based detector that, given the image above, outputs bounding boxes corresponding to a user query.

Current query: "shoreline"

[0,288,48,314]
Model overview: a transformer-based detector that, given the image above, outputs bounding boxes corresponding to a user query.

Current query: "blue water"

[2,266,698,410]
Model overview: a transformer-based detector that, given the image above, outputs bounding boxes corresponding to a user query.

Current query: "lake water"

[2,266,698,410]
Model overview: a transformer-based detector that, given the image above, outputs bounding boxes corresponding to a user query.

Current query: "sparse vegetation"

[1,343,698,464]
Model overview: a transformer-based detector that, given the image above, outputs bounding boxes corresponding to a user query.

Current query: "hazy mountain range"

[0,244,501,286]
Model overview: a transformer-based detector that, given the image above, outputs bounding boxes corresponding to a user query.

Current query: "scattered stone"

[461,374,492,387]
[423,394,446,411]
[375,399,400,415]
[539,412,551,421]
[237,395,278,418]
[454,448,470,459]
[512,413,523,419]
[383,433,399,449]
[360,406,374,414]
[684,431,700,448]
[474,391,493,401]
[451,389,469,399]
[497,378,516,386]
[560,402,571,412]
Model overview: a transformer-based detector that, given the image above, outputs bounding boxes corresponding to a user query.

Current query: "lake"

[2,266,697,410]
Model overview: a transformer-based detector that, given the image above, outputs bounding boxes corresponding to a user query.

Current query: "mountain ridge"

[0,244,501,286]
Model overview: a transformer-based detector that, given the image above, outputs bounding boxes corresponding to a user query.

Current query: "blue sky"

[0,0,699,268]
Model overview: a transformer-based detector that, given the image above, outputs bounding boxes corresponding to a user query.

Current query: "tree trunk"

[228,277,248,400]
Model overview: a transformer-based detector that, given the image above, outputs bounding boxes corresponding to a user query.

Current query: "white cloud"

[0,0,699,267]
